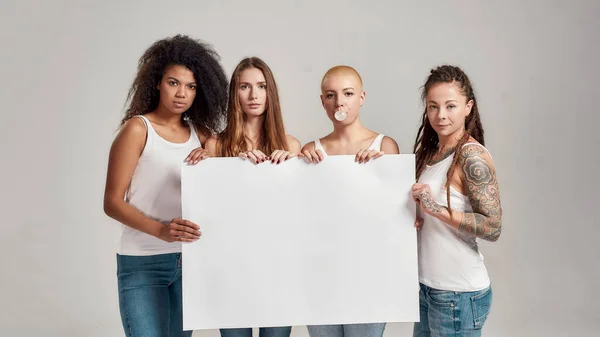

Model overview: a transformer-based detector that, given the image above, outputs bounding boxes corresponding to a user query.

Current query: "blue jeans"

[413,283,492,337]
[220,327,291,337]
[117,253,192,337]
[307,323,386,337]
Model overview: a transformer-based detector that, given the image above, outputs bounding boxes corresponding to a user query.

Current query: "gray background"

[1,0,598,336]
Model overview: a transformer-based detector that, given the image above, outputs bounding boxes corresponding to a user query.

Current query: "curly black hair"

[122,35,229,134]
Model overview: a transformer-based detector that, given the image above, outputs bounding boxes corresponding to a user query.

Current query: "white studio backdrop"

[0,0,598,336]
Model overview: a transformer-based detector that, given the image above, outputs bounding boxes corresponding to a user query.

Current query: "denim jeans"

[413,283,493,337]
[117,253,192,337]
[220,327,291,337]
[307,323,386,337]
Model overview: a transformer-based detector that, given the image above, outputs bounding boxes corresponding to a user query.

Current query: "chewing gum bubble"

[334,110,347,121]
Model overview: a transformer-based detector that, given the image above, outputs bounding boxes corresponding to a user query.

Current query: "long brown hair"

[413,65,485,214]
[216,57,288,157]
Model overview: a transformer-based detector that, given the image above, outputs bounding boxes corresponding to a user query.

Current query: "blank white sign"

[181,155,419,330]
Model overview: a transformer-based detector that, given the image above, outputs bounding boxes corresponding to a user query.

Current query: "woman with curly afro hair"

[103,34,228,337]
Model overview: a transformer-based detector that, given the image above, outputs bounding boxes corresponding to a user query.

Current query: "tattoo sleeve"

[420,190,443,213]
[458,145,503,242]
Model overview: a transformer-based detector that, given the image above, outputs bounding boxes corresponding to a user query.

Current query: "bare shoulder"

[459,142,495,169]
[114,117,147,147]
[205,133,219,145]
[286,134,302,153]
[458,142,497,187]
[195,126,212,146]
[301,140,316,152]
[381,135,400,154]
[204,134,219,156]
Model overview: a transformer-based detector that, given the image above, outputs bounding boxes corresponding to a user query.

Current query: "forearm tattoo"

[458,145,503,242]
[419,190,443,213]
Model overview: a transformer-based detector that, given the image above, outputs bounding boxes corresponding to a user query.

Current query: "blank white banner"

[181,155,419,331]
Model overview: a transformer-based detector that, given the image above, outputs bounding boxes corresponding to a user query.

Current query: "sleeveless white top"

[314,134,385,155]
[118,115,202,256]
[417,143,491,291]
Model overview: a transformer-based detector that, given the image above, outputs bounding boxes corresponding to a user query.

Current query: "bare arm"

[381,136,400,154]
[286,134,302,154]
[432,144,503,242]
[103,118,164,238]
[195,125,210,146]
[301,141,316,153]
[185,133,216,165]
[103,118,200,242]
[204,135,219,157]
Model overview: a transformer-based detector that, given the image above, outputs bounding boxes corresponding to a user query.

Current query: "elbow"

[487,221,502,243]
[103,196,119,219]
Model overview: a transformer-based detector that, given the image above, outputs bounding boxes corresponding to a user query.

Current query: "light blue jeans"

[117,253,192,337]
[307,323,386,337]
[220,327,292,337]
[413,283,493,337]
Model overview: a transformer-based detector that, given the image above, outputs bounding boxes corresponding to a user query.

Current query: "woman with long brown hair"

[187,56,300,165]
[411,65,503,337]
[186,56,299,337]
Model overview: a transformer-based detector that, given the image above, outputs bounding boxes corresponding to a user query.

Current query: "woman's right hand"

[158,218,201,243]
[238,149,269,164]
[301,148,324,163]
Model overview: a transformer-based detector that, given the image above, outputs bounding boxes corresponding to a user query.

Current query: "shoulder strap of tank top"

[461,142,492,159]
[135,115,156,134]
[134,115,155,137]
[186,120,202,147]
[135,115,148,128]
[314,139,327,156]
[132,115,153,150]
[369,134,385,151]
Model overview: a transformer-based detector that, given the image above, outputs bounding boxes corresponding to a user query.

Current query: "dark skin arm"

[104,118,201,242]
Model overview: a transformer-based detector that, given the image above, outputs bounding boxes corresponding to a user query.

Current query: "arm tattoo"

[419,190,443,213]
[458,145,503,242]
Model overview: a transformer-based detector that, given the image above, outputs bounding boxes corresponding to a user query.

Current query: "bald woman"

[301,66,400,337]
[301,65,399,163]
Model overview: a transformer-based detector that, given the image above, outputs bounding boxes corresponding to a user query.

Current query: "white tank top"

[314,134,385,155]
[417,142,491,291]
[118,115,202,256]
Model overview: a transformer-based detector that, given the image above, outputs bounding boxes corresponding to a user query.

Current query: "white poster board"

[181,155,419,330]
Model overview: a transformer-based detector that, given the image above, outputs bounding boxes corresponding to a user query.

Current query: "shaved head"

[321,65,363,92]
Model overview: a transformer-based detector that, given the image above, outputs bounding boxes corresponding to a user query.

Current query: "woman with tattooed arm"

[411,65,503,337]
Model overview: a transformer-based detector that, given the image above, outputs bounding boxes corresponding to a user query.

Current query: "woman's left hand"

[269,150,297,164]
[415,217,424,231]
[412,183,444,216]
